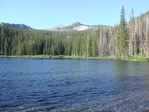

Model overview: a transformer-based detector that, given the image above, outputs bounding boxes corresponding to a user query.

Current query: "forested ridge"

[0,7,149,58]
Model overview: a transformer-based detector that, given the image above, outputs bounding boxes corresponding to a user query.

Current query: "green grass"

[0,55,149,62]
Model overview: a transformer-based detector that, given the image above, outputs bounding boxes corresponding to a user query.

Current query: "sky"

[0,0,149,29]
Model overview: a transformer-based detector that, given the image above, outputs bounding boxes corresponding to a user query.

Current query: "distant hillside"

[0,22,33,29]
[46,22,111,31]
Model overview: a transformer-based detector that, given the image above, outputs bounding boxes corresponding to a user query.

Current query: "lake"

[0,58,149,111]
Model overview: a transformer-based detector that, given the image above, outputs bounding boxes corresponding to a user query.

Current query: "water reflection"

[0,58,149,111]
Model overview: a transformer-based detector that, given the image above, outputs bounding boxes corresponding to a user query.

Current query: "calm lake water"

[0,58,149,112]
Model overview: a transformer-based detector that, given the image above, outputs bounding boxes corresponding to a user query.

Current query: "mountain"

[46,22,111,31]
[0,22,33,29]
[0,22,111,31]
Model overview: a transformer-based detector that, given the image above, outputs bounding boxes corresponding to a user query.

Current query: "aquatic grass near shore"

[0,55,149,62]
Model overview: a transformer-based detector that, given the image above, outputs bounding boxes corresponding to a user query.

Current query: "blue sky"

[0,0,149,29]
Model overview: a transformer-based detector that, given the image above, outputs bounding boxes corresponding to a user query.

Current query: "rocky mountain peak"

[72,22,82,26]
[46,22,100,31]
[0,22,33,29]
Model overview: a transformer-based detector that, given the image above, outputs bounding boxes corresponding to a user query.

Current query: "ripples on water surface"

[0,58,149,112]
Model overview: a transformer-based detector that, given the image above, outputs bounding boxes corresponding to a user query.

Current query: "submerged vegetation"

[0,6,149,61]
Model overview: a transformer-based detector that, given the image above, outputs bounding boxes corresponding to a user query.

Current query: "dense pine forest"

[0,7,149,58]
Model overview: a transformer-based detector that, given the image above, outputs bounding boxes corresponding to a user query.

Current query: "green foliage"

[117,6,129,57]
[0,26,99,57]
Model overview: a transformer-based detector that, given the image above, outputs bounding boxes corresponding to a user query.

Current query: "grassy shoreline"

[0,55,149,62]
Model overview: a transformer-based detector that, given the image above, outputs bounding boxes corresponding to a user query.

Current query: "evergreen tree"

[117,5,128,57]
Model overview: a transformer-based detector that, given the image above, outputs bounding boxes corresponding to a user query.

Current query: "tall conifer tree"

[117,5,128,57]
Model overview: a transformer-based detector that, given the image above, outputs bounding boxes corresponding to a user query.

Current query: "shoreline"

[0,55,149,62]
